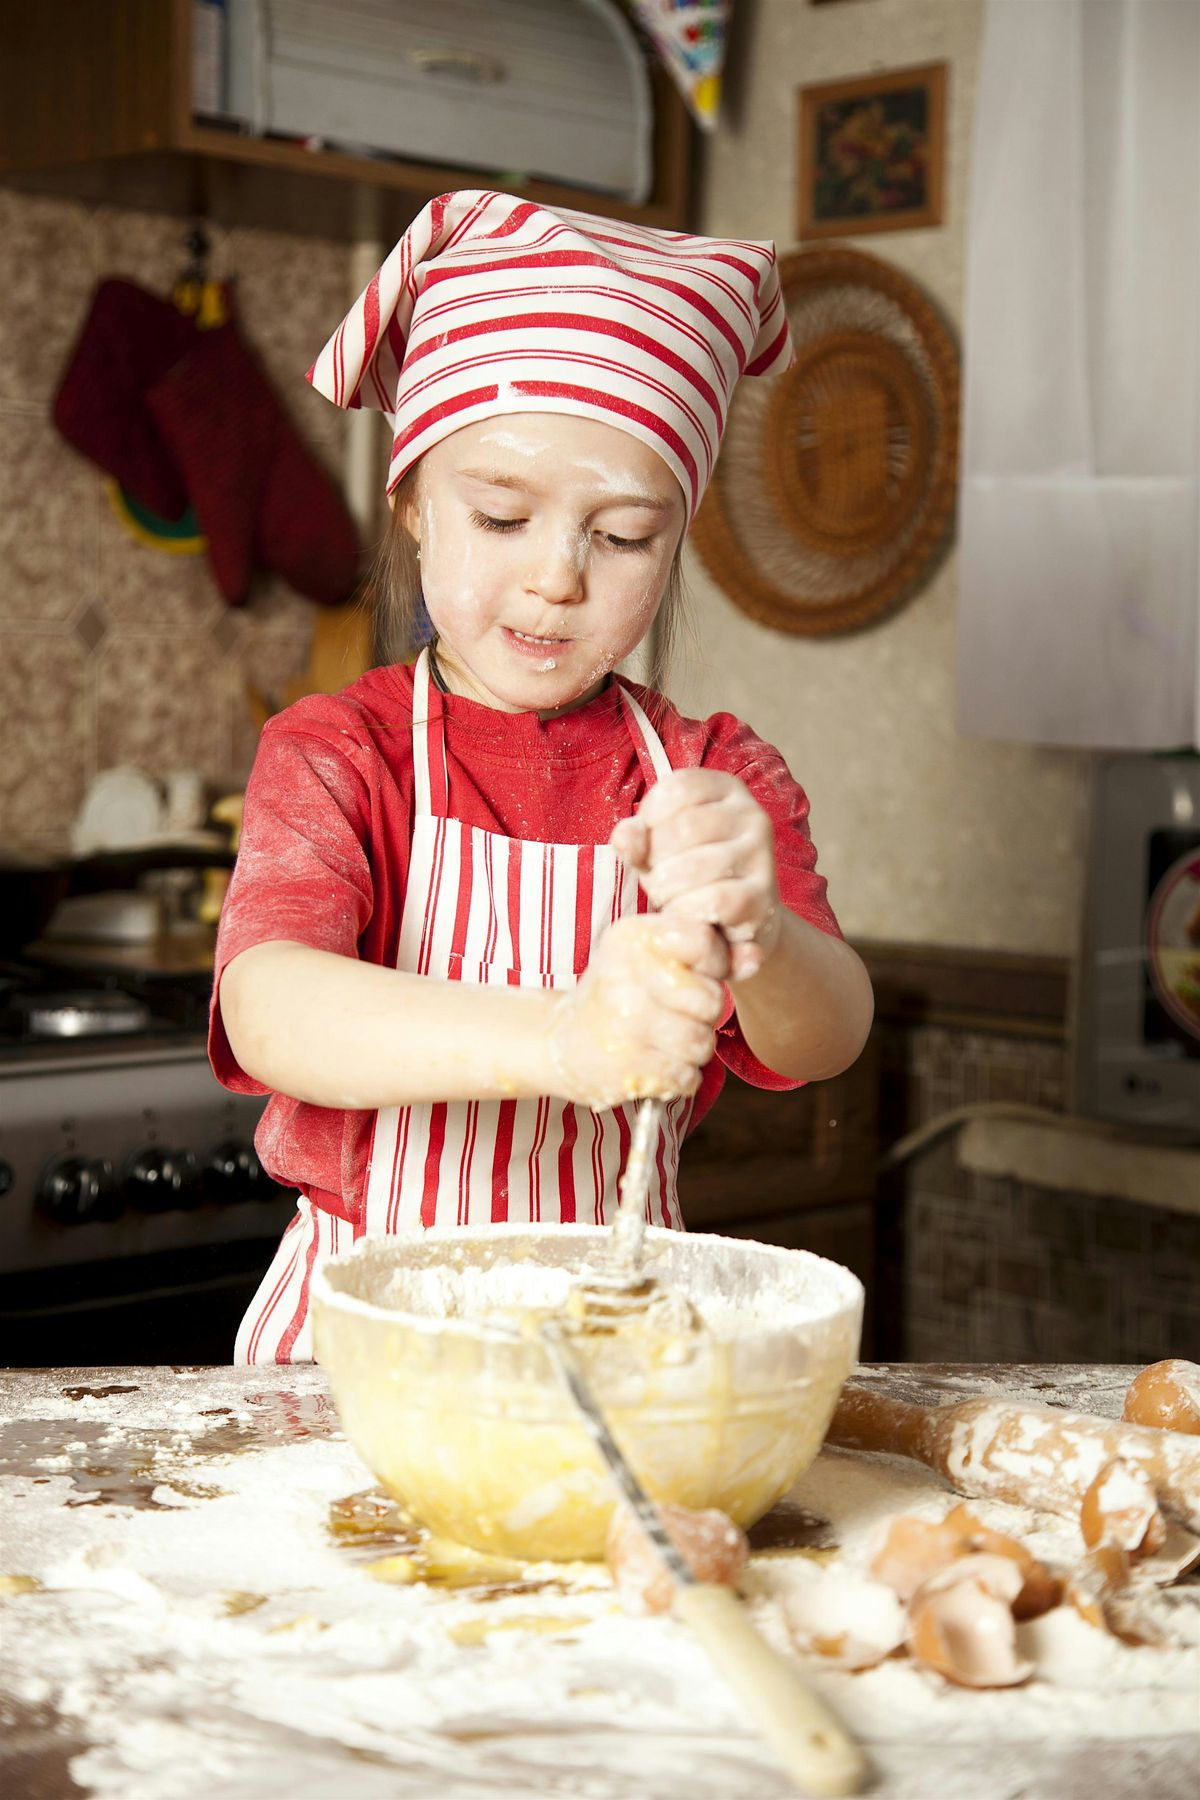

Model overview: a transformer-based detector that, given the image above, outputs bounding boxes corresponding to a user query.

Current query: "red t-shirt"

[209,663,841,1224]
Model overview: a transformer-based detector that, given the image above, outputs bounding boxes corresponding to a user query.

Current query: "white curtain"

[958,0,1200,749]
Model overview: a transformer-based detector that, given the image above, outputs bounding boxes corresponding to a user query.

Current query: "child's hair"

[368,464,687,698]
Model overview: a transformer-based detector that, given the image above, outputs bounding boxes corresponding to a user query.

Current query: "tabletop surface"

[2,1362,1197,1800]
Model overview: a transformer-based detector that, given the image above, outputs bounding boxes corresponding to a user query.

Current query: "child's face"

[402,413,686,714]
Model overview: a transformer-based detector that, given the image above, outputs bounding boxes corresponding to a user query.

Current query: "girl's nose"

[525,531,585,604]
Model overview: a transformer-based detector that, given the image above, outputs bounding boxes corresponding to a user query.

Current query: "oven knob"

[38,1156,120,1226]
[124,1146,201,1211]
[204,1139,268,1203]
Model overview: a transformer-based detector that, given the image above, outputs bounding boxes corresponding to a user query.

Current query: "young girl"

[213,190,874,1364]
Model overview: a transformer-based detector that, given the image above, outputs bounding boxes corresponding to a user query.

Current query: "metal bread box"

[214,0,653,201]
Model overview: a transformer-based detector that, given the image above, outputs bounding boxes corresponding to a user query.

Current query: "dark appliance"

[1072,754,1200,1138]
[0,954,295,1365]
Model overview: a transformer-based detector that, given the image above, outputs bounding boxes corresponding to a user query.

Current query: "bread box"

[211,0,653,201]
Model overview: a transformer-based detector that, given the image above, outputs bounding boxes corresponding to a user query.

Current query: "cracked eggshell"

[1122,1359,1200,1435]
[867,1513,961,1601]
[939,1504,1063,1620]
[1067,1546,1165,1646]
[907,1554,1034,1689]
[1068,1545,1129,1630]
[1095,1589,1173,1648]
[1079,1457,1167,1559]
[606,1503,748,1616]
[869,1505,1060,1620]
[1139,1518,1200,1587]
[783,1568,907,1671]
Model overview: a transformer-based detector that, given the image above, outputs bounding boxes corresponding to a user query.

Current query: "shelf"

[176,91,689,229]
[0,0,693,238]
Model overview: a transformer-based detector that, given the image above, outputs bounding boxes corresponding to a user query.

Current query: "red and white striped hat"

[307,190,792,520]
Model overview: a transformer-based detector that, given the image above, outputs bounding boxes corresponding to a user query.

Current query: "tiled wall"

[0,187,367,855]
[880,1022,1200,1364]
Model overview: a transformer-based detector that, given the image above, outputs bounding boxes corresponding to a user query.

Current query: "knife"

[541,1322,868,1798]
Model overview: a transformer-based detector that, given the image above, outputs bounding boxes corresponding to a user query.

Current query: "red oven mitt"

[52,278,198,519]
[146,315,360,608]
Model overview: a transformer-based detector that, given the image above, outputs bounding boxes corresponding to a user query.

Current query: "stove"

[0,955,297,1365]
[0,958,208,1050]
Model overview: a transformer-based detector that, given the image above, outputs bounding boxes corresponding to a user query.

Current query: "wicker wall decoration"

[690,246,960,634]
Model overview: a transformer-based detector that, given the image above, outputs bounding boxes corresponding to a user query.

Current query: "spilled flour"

[1,1366,1197,1800]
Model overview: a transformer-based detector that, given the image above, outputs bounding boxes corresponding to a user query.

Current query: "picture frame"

[797,62,946,240]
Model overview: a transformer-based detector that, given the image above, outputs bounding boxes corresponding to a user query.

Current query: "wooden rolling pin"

[827,1384,1200,1533]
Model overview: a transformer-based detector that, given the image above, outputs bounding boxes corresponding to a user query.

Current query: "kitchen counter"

[1,1363,1196,1800]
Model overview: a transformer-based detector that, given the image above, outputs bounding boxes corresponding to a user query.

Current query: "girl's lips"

[501,626,573,658]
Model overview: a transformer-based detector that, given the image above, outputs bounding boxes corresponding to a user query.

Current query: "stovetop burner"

[14,989,153,1039]
[0,956,211,1055]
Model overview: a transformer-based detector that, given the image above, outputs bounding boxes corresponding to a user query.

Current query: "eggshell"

[784,1569,907,1670]
[869,1505,1060,1620]
[1122,1359,1200,1435]
[1079,1457,1167,1559]
[868,1514,961,1601]
[1139,1518,1200,1587]
[1068,1546,1163,1645]
[915,1550,1027,1607]
[907,1555,1034,1689]
[1099,1590,1172,1648]
[940,1504,1063,1620]
[606,1502,748,1615]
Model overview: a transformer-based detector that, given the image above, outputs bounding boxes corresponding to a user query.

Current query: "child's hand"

[548,914,729,1109]
[611,770,780,981]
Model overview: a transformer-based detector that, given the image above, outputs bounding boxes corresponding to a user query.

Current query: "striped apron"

[234,649,692,1364]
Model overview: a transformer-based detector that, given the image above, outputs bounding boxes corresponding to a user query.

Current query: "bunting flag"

[631,1,731,132]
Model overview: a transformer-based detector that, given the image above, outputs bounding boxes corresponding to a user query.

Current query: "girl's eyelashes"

[468,510,655,554]
[601,532,655,555]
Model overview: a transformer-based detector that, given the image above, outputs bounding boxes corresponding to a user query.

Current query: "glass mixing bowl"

[312,1225,863,1561]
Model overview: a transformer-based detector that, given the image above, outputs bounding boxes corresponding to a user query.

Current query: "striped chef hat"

[307,190,792,520]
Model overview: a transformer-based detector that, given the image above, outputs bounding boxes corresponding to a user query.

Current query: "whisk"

[564,1095,699,1333]
[562,910,731,1334]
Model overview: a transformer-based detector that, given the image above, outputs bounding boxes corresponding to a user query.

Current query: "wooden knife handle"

[674,1583,868,1797]
[828,1385,1200,1531]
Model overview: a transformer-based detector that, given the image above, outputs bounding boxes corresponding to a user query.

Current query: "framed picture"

[797,62,946,239]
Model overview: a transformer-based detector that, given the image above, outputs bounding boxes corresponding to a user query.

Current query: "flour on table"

[2,1368,1198,1800]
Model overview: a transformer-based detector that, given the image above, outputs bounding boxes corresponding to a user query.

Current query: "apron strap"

[411,647,450,819]
[618,683,674,784]
[415,654,671,816]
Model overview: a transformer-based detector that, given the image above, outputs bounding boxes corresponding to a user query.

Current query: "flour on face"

[406,414,686,717]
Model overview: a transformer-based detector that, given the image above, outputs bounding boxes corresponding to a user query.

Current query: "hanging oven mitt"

[146,312,360,608]
[52,278,198,519]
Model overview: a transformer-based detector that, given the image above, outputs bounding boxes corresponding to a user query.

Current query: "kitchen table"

[1,1363,1196,1800]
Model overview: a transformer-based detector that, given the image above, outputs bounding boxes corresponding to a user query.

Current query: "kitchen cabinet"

[0,0,693,239]
[680,1040,880,1354]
